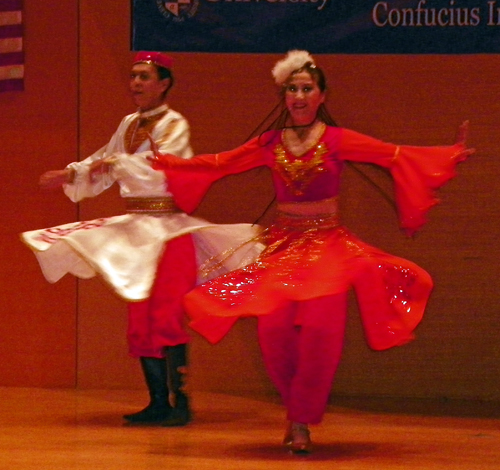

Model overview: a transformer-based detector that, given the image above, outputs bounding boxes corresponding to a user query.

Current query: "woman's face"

[284,71,325,126]
[129,63,170,112]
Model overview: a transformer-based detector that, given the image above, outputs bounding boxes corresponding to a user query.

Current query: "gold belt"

[125,197,181,214]
[275,213,340,231]
[276,197,340,230]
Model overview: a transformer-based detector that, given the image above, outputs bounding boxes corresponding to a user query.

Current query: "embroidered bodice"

[271,126,343,202]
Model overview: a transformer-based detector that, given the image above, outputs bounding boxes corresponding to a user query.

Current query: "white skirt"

[21,213,264,301]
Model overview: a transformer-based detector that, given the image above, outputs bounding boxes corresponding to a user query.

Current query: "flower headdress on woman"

[247,50,331,143]
[271,50,316,86]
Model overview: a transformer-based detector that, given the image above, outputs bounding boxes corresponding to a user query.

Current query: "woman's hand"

[39,169,75,189]
[147,133,161,159]
[146,133,177,166]
[455,120,476,159]
[456,120,469,145]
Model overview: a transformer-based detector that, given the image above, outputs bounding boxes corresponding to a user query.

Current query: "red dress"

[155,125,469,351]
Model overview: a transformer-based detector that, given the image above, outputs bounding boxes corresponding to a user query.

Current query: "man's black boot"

[123,357,171,424]
[162,344,191,427]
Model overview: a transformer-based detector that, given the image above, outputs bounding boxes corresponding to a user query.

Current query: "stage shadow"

[143,438,395,462]
[193,441,391,462]
[331,396,500,419]
[72,409,259,427]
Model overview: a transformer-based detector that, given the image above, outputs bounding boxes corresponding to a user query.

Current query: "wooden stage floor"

[0,387,498,470]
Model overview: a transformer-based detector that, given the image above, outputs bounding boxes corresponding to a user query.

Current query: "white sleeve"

[62,145,116,202]
[61,116,130,202]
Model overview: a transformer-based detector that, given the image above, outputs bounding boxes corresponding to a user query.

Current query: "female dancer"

[148,50,473,451]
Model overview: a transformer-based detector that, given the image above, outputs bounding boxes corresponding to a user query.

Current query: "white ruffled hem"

[21,213,264,301]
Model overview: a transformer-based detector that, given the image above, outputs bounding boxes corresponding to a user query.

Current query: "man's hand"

[39,169,74,189]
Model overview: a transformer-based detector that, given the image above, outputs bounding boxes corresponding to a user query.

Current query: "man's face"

[129,63,169,112]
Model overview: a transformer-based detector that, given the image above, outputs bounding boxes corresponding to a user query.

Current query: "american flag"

[0,0,23,92]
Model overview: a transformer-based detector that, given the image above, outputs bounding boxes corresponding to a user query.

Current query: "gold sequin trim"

[258,209,341,264]
[274,212,341,232]
[277,196,339,217]
[274,140,328,196]
[199,198,341,284]
[198,231,265,280]
[125,197,181,214]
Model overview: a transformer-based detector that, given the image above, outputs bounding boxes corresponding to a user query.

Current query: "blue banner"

[132,0,500,53]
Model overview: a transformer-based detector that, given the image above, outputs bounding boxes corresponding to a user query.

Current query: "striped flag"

[0,0,23,92]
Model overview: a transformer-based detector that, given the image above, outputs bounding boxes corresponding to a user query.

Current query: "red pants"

[127,234,197,358]
[257,293,347,425]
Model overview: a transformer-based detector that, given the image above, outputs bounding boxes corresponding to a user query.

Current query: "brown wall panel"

[0,0,78,386]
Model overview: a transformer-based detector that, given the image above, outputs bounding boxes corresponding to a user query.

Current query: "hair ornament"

[271,50,315,86]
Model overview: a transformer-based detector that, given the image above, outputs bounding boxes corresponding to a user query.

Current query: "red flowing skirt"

[185,220,433,351]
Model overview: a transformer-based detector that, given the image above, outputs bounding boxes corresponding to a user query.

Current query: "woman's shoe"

[289,422,312,454]
[283,420,293,446]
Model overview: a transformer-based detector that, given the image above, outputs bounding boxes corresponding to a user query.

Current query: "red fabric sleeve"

[338,128,397,168]
[391,143,469,235]
[339,128,471,235]
[152,137,268,214]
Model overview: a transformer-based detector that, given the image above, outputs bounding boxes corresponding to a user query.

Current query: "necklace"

[282,121,326,157]
[274,122,328,196]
